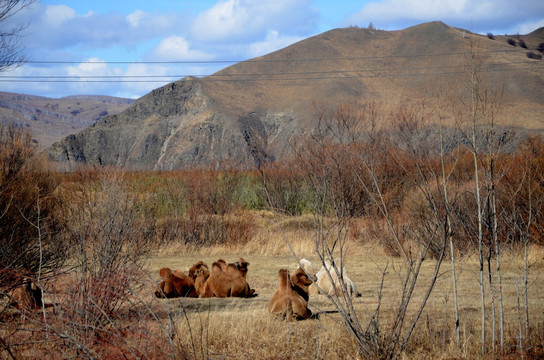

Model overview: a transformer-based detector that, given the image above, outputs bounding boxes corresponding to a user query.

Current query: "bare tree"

[42,166,159,350]
[0,0,34,72]
[451,36,508,355]
[272,101,450,359]
[450,38,490,354]
[0,123,66,292]
[436,87,462,348]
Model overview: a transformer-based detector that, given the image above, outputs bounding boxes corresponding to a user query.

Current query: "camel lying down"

[300,258,361,297]
[154,267,198,298]
[155,258,257,299]
[268,267,316,321]
[195,259,256,298]
[9,278,43,310]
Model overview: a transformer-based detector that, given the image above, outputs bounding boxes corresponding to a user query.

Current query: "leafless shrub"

[507,38,517,46]
[1,163,193,358]
[268,101,449,359]
[158,211,256,248]
[1,166,192,358]
[487,33,495,40]
[518,39,528,49]
[60,166,157,321]
[1,281,190,359]
[526,51,542,60]
[365,215,406,257]
[259,163,309,215]
[0,123,67,297]
[183,168,240,216]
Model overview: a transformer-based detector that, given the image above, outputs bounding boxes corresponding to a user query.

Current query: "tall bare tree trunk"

[486,193,496,352]
[445,187,460,348]
[523,236,529,338]
[513,234,525,360]
[438,107,460,348]
[468,45,486,355]
[474,134,486,357]
[523,156,533,339]
[490,159,505,351]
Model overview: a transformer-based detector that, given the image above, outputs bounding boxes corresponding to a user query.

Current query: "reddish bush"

[0,124,66,292]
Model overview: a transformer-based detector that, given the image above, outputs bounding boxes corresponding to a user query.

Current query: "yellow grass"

[144,226,544,359]
[2,214,542,359]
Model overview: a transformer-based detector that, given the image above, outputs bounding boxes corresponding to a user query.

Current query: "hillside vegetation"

[47,22,544,170]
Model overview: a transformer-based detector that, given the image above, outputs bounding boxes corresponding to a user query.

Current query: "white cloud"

[191,0,318,42]
[62,58,125,96]
[150,36,212,61]
[0,66,59,97]
[359,0,465,20]
[43,4,76,26]
[126,10,147,28]
[21,3,189,51]
[193,0,247,41]
[66,58,116,77]
[1,59,131,98]
[516,18,544,35]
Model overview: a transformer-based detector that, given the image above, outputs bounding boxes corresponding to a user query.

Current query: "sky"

[1,0,543,99]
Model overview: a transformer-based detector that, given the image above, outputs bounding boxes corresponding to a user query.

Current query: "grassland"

[2,202,543,359]
[2,125,544,358]
[141,219,544,359]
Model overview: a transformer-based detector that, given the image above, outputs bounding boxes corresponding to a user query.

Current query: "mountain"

[47,22,544,170]
[0,92,134,148]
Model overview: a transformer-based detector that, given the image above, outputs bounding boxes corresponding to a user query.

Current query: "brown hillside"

[47,22,544,170]
[0,92,133,148]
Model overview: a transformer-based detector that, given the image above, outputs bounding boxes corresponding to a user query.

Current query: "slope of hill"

[0,92,134,148]
[47,22,544,170]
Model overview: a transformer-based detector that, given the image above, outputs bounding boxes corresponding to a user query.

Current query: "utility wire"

[1,60,541,80]
[19,48,524,65]
[1,49,542,83]
[1,63,542,83]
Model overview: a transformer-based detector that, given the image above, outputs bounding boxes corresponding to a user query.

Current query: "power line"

[0,46,539,86]
[24,60,239,65]
[1,60,539,79]
[20,48,523,65]
[1,62,542,83]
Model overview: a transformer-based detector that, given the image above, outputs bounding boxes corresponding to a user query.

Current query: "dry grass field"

[1,212,542,359]
[141,222,544,359]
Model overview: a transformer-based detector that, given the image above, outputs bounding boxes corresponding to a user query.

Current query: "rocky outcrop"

[48,78,298,169]
[47,22,544,170]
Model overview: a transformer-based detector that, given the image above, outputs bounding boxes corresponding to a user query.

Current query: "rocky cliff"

[47,22,544,170]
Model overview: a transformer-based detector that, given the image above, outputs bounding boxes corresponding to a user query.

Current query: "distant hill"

[47,22,544,170]
[0,92,134,148]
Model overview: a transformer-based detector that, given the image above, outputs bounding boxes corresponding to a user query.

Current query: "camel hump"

[159,267,173,280]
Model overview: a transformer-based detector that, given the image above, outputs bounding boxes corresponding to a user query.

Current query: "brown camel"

[268,267,315,320]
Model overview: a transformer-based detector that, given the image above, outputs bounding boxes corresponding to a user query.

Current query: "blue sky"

[2,0,543,99]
